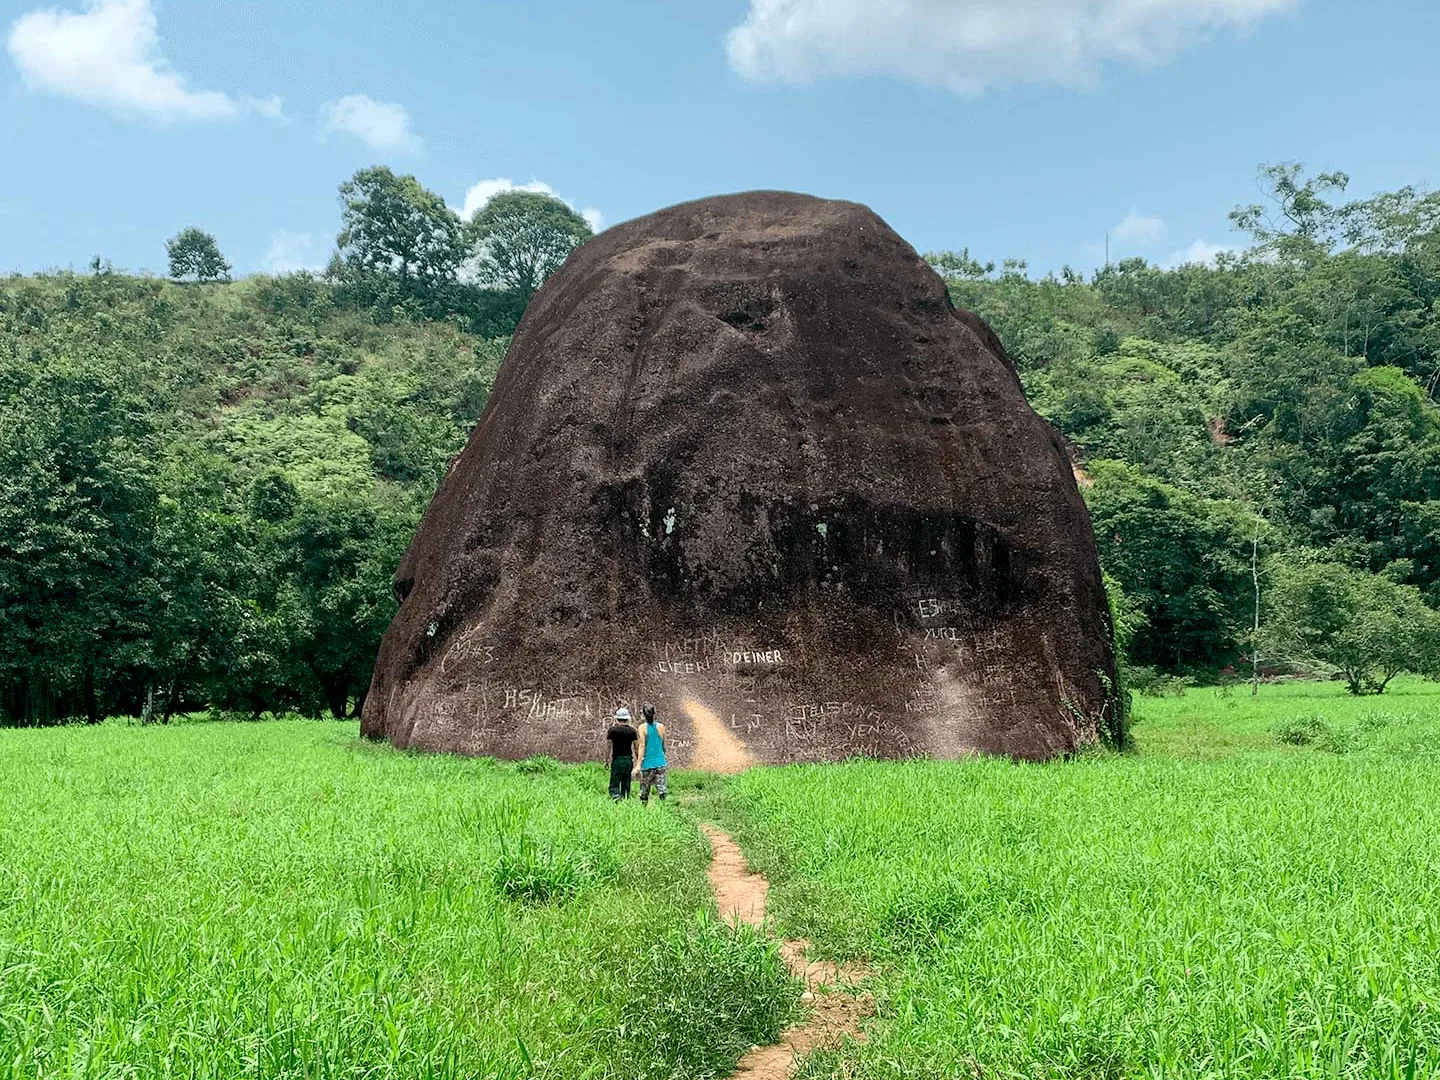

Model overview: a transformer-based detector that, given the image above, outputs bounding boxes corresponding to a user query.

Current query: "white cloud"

[725,0,1296,93]
[1165,238,1235,267]
[318,94,420,153]
[262,231,327,274]
[6,0,269,121]
[1112,208,1166,245]
[459,177,605,232]
[461,178,555,219]
[249,95,286,121]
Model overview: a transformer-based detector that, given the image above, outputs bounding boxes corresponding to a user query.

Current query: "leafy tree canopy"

[466,190,592,300]
[1261,560,1440,694]
[166,227,230,283]
[331,167,465,319]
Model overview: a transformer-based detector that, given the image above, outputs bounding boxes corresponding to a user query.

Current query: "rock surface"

[361,191,1119,764]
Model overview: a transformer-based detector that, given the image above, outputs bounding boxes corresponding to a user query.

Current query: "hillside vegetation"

[4,163,1440,724]
[0,271,504,723]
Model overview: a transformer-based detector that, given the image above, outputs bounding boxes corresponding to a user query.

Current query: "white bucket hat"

[615,707,632,721]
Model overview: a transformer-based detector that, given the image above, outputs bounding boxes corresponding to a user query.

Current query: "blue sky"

[2,0,1437,277]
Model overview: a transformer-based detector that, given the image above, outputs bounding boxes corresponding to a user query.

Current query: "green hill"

[0,270,505,723]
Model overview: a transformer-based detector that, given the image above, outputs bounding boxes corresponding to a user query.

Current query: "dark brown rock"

[361,191,1119,765]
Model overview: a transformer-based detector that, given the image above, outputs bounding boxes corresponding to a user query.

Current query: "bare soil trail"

[683,698,757,774]
[699,824,872,1079]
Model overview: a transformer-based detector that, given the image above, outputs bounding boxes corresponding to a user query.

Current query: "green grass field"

[4,680,1440,1079]
[0,725,792,1080]
[715,679,1440,1079]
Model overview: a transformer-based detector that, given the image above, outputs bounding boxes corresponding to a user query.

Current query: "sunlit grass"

[0,722,794,1079]
[715,680,1440,1079]
[1135,676,1440,760]
[8,681,1440,1078]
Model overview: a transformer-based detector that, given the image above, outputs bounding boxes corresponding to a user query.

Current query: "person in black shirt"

[606,707,639,800]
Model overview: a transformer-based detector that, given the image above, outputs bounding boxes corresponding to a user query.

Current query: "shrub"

[1316,724,1364,755]
[485,797,618,904]
[490,833,595,903]
[1129,666,1195,698]
[1357,710,1413,732]
[513,755,561,775]
[1274,713,1327,745]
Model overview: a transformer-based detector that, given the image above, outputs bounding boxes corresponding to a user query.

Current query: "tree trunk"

[320,673,348,720]
[83,666,100,724]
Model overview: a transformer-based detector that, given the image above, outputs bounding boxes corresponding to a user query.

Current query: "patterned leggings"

[638,767,667,802]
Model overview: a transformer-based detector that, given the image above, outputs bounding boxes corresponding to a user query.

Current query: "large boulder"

[362,191,1119,765]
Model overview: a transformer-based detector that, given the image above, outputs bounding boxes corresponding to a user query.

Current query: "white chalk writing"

[724,649,783,665]
[655,659,713,675]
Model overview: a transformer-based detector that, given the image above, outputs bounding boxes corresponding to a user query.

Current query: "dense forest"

[4,163,1440,725]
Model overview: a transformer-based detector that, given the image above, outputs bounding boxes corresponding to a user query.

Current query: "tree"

[466,190,592,300]
[278,489,412,718]
[925,249,994,280]
[166,228,231,283]
[0,354,163,723]
[1230,163,1350,261]
[1262,561,1440,694]
[331,167,464,316]
[1084,461,1255,672]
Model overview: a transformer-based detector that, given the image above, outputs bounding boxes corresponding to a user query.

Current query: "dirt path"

[684,698,757,774]
[699,824,872,1078]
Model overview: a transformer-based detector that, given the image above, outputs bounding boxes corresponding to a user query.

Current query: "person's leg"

[655,766,668,801]
[609,756,629,800]
[638,768,654,804]
[618,757,632,799]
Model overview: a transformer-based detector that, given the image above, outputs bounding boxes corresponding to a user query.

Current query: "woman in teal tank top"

[636,703,667,804]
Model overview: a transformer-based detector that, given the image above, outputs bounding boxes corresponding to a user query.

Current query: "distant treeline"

[0,166,599,726]
[3,163,1440,725]
[933,164,1440,692]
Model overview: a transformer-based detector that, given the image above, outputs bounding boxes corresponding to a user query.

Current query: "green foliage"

[1128,667,1195,697]
[0,353,162,722]
[1273,712,1327,745]
[487,797,619,904]
[932,161,1440,672]
[466,190,593,301]
[331,166,465,319]
[1084,461,1254,670]
[165,226,230,283]
[1261,560,1440,694]
[0,271,502,724]
[0,722,796,1077]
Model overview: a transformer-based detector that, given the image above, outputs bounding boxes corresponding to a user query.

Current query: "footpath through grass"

[6,682,1440,1079]
[0,722,793,1080]
[714,680,1440,1079]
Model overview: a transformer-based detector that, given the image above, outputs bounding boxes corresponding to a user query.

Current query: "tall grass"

[0,722,794,1079]
[8,683,1440,1078]
[717,681,1440,1078]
